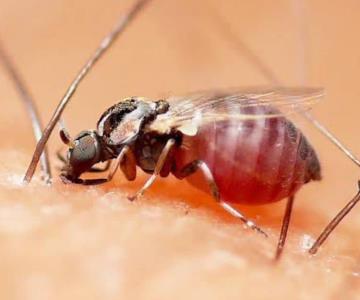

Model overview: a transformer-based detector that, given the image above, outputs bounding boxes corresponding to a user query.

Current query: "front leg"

[60,174,108,185]
[128,138,176,201]
[88,160,111,173]
[107,145,134,181]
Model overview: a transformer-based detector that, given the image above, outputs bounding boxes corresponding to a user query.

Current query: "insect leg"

[274,195,295,260]
[176,160,268,238]
[309,182,360,255]
[107,146,132,181]
[128,139,176,201]
[174,160,220,199]
[0,41,52,184]
[23,0,152,183]
[219,202,268,238]
[75,178,109,185]
[119,147,137,181]
[88,161,112,173]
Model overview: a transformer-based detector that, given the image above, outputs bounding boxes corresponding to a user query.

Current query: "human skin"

[0,0,360,299]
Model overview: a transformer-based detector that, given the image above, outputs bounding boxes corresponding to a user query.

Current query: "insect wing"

[150,86,324,135]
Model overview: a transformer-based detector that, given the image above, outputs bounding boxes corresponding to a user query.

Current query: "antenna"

[0,41,52,184]
[23,0,152,183]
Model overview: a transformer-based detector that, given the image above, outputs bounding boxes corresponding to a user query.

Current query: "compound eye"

[70,134,98,166]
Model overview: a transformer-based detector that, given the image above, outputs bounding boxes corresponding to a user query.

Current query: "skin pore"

[0,0,359,299]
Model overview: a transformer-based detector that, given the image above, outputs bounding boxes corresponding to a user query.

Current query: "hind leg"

[174,160,268,237]
[275,195,295,260]
[309,181,360,254]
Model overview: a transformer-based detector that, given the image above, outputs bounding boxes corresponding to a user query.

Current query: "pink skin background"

[0,0,359,299]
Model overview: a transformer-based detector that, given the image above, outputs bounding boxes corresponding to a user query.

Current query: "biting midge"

[21,0,358,260]
[57,87,323,240]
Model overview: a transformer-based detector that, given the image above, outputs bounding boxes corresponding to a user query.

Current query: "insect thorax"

[134,130,182,174]
[96,97,181,174]
[97,97,169,145]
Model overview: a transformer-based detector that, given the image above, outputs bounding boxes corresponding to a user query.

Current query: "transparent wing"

[150,86,324,134]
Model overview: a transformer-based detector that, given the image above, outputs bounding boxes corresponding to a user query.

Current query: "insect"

[57,86,323,248]
[20,0,359,259]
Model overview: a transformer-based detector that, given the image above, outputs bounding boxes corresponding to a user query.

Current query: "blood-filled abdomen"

[173,108,321,205]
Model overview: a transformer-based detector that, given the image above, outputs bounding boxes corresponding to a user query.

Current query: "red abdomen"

[174,110,321,205]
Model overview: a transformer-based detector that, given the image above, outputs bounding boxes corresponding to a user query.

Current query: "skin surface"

[0,0,360,299]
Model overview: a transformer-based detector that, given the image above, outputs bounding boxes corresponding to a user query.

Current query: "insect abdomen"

[174,109,321,205]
